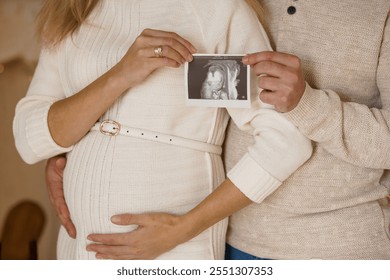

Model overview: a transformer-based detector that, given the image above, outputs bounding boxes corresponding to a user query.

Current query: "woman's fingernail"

[111,215,120,223]
[187,54,193,62]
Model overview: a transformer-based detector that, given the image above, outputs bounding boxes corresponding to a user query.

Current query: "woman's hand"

[86,213,189,260]
[86,179,252,260]
[48,29,196,147]
[114,28,197,89]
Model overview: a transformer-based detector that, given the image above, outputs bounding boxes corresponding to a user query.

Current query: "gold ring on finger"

[154,46,163,58]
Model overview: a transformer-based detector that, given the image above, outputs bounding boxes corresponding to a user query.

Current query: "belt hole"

[126,130,129,133]
[170,139,172,141]
[155,136,158,138]
[141,133,144,135]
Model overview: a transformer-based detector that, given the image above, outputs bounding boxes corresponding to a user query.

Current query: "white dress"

[13,0,312,259]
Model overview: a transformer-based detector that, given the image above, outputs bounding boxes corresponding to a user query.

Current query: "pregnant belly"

[63,131,211,235]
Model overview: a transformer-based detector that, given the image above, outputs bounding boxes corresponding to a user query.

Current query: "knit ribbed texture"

[225,0,390,259]
[13,97,73,164]
[25,105,73,160]
[13,0,312,259]
[228,154,281,203]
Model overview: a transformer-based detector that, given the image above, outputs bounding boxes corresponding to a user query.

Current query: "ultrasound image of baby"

[200,60,240,100]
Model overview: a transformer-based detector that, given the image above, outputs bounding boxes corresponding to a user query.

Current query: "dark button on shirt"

[287,6,296,15]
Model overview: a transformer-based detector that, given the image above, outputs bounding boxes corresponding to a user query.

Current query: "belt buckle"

[99,120,121,136]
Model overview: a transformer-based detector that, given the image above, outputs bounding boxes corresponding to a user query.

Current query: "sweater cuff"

[25,104,73,161]
[283,83,323,127]
[227,153,281,203]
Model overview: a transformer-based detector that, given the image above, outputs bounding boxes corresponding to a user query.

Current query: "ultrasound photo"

[185,54,250,108]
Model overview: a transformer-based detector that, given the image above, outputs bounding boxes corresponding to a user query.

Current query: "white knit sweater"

[13,0,311,259]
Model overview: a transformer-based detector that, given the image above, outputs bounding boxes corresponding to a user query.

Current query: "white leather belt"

[91,120,222,155]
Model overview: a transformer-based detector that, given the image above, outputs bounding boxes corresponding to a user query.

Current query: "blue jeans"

[224,244,272,260]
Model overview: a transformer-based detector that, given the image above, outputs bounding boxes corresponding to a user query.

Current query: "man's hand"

[86,213,187,259]
[45,155,76,238]
[243,51,306,112]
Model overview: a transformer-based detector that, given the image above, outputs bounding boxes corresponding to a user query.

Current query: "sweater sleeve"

[13,48,73,164]
[227,87,312,203]
[217,1,313,203]
[284,12,390,169]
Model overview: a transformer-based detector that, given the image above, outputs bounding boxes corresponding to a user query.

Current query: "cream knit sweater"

[225,0,390,259]
[13,0,311,259]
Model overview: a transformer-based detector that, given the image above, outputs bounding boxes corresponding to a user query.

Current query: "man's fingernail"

[242,56,249,63]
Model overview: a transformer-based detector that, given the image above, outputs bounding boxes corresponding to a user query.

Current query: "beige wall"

[0,0,59,260]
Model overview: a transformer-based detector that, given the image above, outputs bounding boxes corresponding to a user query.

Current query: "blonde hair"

[244,0,265,25]
[37,0,264,46]
[36,0,100,46]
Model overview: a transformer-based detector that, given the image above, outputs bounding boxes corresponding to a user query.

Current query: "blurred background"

[0,0,59,259]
